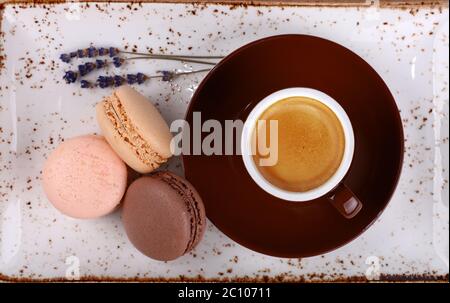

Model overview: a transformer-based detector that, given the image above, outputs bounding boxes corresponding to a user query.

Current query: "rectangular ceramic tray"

[0,1,448,282]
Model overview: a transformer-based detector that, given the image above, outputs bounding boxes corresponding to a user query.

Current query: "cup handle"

[327,183,362,219]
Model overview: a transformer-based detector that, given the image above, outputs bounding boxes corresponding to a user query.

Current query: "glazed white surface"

[0,2,448,280]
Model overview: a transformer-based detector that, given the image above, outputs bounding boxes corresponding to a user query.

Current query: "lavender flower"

[80,80,92,88]
[63,71,77,84]
[77,49,86,58]
[136,72,146,84]
[114,75,125,87]
[112,57,124,68]
[97,76,114,88]
[59,54,71,63]
[78,62,95,76]
[87,46,97,58]
[77,65,86,76]
[109,47,119,57]
[160,70,175,82]
[126,74,137,84]
[95,59,107,69]
[98,47,108,56]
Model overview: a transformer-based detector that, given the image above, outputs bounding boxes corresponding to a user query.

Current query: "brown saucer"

[183,35,404,258]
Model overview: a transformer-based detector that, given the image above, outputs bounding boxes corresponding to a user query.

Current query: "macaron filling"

[103,93,167,170]
[156,172,204,253]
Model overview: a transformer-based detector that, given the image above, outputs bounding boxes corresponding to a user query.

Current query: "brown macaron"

[122,172,206,261]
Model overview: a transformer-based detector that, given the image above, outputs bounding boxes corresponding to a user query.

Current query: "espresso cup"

[241,87,362,218]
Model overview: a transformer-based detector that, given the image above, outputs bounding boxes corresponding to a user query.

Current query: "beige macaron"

[96,86,173,174]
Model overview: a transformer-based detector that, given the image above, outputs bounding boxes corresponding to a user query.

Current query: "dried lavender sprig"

[67,56,211,82]
[60,47,221,64]
[81,69,211,89]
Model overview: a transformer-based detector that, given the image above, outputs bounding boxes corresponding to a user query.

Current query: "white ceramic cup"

[241,87,355,202]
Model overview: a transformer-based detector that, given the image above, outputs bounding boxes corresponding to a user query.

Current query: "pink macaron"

[42,135,127,219]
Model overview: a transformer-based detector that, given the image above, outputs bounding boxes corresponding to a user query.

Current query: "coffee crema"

[253,96,345,192]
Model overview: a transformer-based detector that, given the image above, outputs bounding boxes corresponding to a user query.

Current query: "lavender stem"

[123,55,217,66]
[150,68,211,79]
[171,68,212,76]
[121,50,223,59]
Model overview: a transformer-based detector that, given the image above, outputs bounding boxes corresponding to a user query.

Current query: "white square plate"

[0,2,448,281]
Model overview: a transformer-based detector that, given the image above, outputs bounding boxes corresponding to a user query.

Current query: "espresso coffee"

[253,96,345,192]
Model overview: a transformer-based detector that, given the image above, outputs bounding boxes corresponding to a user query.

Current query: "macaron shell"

[96,102,153,173]
[115,86,173,159]
[122,176,192,261]
[42,135,127,219]
[153,171,206,252]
